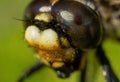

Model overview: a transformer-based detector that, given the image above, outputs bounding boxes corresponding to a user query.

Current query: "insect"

[18,0,120,82]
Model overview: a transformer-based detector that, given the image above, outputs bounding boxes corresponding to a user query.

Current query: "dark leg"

[80,51,98,82]
[18,61,44,82]
[96,46,119,82]
[80,65,87,82]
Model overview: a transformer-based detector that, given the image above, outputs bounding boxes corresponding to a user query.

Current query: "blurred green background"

[0,0,120,82]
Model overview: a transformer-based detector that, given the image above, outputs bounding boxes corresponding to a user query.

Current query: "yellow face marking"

[41,58,50,66]
[34,13,53,23]
[60,37,70,48]
[37,48,76,66]
[52,62,64,68]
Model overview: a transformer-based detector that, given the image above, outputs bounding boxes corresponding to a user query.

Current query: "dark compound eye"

[52,0,103,50]
[52,0,84,26]
[24,0,52,27]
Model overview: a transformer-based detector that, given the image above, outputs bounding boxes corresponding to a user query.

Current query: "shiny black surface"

[52,0,102,49]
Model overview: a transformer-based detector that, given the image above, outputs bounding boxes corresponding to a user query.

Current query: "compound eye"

[52,0,102,49]
[24,0,52,27]
[52,0,84,27]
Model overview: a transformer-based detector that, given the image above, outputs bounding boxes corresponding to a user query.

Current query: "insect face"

[24,0,102,70]
[18,0,119,82]
[25,13,78,76]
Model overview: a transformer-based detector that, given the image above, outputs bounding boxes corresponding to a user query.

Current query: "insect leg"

[80,50,98,82]
[80,64,87,82]
[96,46,119,82]
[18,61,44,82]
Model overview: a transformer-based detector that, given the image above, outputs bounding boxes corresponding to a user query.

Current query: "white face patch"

[60,10,74,22]
[25,25,61,50]
[39,6,51,12]
[25,25,41,45]
[39,28,60,50]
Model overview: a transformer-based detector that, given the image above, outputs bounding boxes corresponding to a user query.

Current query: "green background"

[0,0,120,82]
